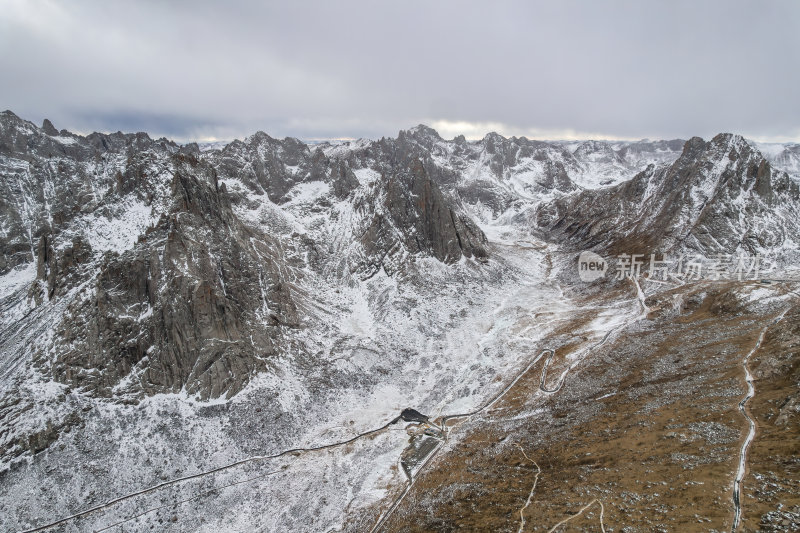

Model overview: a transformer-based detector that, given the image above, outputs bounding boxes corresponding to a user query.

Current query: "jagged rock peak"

[397,124,444,150]
[482,131,506,143]
[573,139,624,161]
[680,133,752,160]
[354,158,488,276]
[0,110,38,136]
[403,124,443,140]
[41,118,58,136]
[533,131,800,260]
[244,130,278,145]
[0,109,22,122]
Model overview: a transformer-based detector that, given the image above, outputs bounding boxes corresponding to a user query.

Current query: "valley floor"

[356,273,800,532]
[2,242,799,533]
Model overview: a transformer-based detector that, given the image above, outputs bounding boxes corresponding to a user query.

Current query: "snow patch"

[0,262,35,300]
[76,200,156,254]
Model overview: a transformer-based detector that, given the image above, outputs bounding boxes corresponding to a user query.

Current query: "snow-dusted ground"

[2,119,800,532]
[756,141,800,184]
[0,223,645,533]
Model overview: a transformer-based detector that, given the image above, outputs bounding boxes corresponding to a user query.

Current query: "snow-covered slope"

[2,112,800,532]
[756,141,800,184]
[533,134,800,282]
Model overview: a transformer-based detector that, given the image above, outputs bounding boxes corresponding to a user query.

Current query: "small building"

[400,408,429,423]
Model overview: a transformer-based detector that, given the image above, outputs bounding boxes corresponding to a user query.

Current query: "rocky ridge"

[531,134,800,268]
[2,111,800,532]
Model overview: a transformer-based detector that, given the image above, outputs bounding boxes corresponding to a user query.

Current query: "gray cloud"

[1,0,798,141]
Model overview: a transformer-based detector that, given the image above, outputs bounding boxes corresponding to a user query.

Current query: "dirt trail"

[731,307,790,532]
[513,443,541,533]
[546,499,606,533]
[21,416,403,533]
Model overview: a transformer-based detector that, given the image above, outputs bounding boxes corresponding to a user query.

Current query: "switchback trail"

[371,321,627,532]
[537,324,623,396]
[370,301,646,533]
[538,349,563,393]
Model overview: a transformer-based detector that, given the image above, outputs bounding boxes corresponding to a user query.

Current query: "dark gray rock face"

[39,155,298,400]
[0,110,180,276]
[0,113,300,401]
[330,161,360,200]
[354,159,488,277]
[533,134,800,259]
[41,119,58,136]
[0,113,489,404]
[332,126,580,219]
[201,125,490,279]
[31,233,93,303]
[212,132,323,203]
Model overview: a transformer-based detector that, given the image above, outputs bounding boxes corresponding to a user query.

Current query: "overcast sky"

[1,0,798,142]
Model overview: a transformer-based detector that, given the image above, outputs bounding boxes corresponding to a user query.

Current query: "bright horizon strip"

[28,115,800,146]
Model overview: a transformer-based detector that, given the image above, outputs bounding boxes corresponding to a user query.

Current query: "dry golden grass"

[356,283,800,532]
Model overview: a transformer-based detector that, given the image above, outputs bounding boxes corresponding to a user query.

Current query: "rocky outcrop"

[38,155,298,400]
[0,111,178,276]
[1,113,495,403]
[212,132,322,203]
[30,234,92,303]
[330,161,360,199]
[533,134,800,259]
[354,159,488,277]
[322,126,582,220]
[41,119,59,136]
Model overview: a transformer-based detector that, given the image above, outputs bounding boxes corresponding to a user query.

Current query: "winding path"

[369,349,554,533]
[514,443,541,533]
[546,499,606,533]
[20,416,403,533]
[368,439,444,533]
[538,349,564,393]
[730,307,790,532]
[94,468,284,532]
[371,322,626,532]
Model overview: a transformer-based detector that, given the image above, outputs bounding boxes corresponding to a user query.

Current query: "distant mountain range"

[3,110,799,402]
[2,110,799,532]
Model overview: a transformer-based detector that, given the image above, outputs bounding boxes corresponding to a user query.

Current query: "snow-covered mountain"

[756,141,800,183]
[2,111,800,532]
[533,134,800,268]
